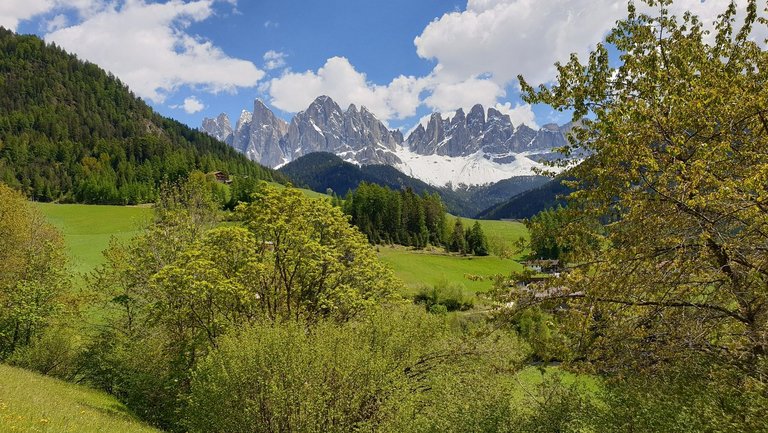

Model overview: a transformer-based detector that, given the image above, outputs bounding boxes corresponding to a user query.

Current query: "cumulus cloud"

[267,56,425,122]
[263,50,287,70]
[416,0,765,88]
[172,96,205,114]
[44,13,68,32]
[494,102,537,129]
[0,0,56,31]
[44,0,263,103]
[415,0,625,86]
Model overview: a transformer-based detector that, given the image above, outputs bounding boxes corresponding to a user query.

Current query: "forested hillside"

[278,152,548,217]
[477,176,572,219]
[0,28,281,203]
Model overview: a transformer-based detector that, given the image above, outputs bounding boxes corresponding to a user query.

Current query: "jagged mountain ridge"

[202,95,571,189]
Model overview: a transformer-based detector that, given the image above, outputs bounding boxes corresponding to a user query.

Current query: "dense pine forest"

[342,182,488,254]
[0,28,281,204]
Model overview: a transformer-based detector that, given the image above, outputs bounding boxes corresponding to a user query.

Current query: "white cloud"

[494,102,537,129]
[415,0,766,88]
[45,0,264,103]
[44,13,68,32]
[263,50,287,70]
[267,56,425,122]
[0,0,56,31]
[172,96,205,114]
[415,0,626,87]
[263,20,279,29]
[423,75,504,113]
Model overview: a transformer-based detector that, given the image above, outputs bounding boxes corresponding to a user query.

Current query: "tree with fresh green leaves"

[237,183,400,322]
[507,0,768,427]
[0,183,69,358]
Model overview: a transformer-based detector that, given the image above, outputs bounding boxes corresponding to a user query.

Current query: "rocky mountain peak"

[201,113,233,145]
[201,97,572,188]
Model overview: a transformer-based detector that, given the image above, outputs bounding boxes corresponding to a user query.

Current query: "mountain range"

[277,152,549,217]
[202,96,572,189]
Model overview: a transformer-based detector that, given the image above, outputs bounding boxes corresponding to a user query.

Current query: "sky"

[2,0,751,133]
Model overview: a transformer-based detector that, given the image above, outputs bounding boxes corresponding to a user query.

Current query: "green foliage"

[510,0,768,429]
[238,183,400,321]
[344,182,444,249]
[511,308,571,363]
[86,182,399,429]
[468,221,490,256]
[448,217,468,253]
[0,183,69,359]
[414,279,474,312]
[185,306,528,433]
[0,29,280,204]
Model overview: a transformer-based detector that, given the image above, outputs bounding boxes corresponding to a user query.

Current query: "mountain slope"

[0,29,281,203]
[202,96,572,189]
[476,177,572,219]
[278,152,469,214]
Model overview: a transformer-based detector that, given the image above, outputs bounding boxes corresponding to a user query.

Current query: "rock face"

[201,113,233,146]
[201,95,573,187]
[405,104,569,163]
[202,96,403,168]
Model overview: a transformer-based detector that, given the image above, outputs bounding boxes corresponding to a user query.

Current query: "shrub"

[414,279,474,312]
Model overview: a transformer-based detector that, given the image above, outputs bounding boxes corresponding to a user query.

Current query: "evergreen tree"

[468,221,489,256]
[449,218,467,254]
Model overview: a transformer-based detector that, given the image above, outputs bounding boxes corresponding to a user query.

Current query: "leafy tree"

[237,183,400,322]
[87,182,400,429]
[185,307,528,433]
[0,183,68,358]
[510,0,768,425]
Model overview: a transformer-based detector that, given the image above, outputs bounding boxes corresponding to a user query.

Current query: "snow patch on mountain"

[393,145,558,188]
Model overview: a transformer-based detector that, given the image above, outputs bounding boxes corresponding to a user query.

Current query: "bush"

[414,279,474,312]
[185,306,528,433]
[7,324,82,381]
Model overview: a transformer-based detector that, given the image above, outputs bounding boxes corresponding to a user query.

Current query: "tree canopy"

[0,184,68,357]
[0,29,281,204]
[511,0,768,413]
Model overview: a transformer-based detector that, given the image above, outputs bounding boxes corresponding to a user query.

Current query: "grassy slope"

[379,218,529,294]
[35,203,152,275]
[34,203,529,295]
[378,246,523,294]
[0,364,161,433]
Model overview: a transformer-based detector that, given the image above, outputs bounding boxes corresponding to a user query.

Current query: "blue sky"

[5,0,734,133]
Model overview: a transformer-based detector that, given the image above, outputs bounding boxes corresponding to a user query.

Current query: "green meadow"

[0,364,161,433]
[35,203,530,295]
[378,246,523,294]
[35,203,152,275]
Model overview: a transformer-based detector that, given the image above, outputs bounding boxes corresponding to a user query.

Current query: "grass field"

[378,246,524,294]
[34,202,530,296]
[0,364,161,433]
[35,203,152,275]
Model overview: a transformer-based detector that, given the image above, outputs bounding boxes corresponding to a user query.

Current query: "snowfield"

[392,145,559,189]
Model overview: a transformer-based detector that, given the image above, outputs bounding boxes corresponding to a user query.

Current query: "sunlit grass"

[0,364,162,433]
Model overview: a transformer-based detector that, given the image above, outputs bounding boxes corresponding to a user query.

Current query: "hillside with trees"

[0,29,281,204]
[278,152,550,217]
[342,182,488,254]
